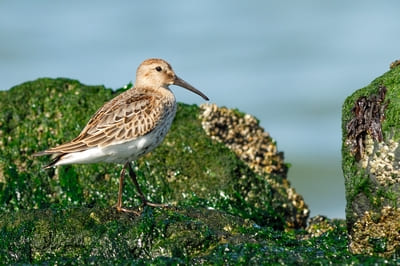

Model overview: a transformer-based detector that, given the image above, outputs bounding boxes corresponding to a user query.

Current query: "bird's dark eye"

[155,66,162,72]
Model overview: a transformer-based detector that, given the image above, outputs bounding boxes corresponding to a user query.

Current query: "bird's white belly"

[56,110,176,166]
[101,126,168,163]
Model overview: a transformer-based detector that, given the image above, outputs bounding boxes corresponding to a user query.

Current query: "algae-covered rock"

[0,206,253,264]
[0,77,398,263]
[349,206,400,257]
[342,62,400,256]
[0,77,305,230]
[199,103,309,228]
[305,215,339,239]
[0,205,389,264]
[2,205,395,264]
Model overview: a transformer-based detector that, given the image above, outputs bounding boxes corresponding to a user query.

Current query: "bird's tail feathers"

[33,150,64,169]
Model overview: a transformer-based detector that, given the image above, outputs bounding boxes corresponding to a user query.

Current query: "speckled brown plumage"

[34,58,209,213]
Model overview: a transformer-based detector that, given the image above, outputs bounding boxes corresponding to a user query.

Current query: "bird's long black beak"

[174,76,209,101]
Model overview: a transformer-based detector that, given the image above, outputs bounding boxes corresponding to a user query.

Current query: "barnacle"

[359,135,400,186]
[199,103,309,228]
[390,59,400,69]
[199,104,286,176]
[349,206,400,257]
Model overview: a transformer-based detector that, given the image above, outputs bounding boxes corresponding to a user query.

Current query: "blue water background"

[1,1,400,218]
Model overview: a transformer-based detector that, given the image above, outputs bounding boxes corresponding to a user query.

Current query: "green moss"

[342,66,400,144]
[136,107,285,227]
[0,79,125,211]
[0,78,286,229]
[0,207,394,264]
[342,65,400,223]
[342,65,400,257]
[1,77,398,263]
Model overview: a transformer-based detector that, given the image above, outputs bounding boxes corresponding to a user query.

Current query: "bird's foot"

[114,205,141,215]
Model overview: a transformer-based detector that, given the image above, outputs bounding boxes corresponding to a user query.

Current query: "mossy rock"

[0,78,398,263]
[0,205,391,264]
[342,63,400,256]
[0,77,294,228]
[0,206,252,263]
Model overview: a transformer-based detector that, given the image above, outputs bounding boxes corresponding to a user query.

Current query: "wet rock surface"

[1,77,399,263]
[342,62,400,257]
[305,215,338,239]
[200,104,286,176]
[199,103,309,228]
[349,206,400,257]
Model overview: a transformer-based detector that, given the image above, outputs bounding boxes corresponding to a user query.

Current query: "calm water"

[1,1,400,218]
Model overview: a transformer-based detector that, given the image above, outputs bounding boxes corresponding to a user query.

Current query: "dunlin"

[34,58,209,213]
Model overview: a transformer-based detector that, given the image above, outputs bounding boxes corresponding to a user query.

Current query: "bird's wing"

[35,89,166,155]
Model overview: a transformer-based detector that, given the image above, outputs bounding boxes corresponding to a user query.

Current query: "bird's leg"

[115,165,125,210]
[127,162,168,208]
[114,163,140,215]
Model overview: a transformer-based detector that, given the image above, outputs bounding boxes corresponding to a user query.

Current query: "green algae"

[0,77,397,263]
[0,78,285,228]
[342,63,400,256]
[342,65,400,220]
[0,207,394,264]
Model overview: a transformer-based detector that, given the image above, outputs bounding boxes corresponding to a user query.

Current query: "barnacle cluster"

[199,103,286,176]
[349,206,400,257]
[360,135,400,186]
[304,215,336,238]
[199,103,309,228]
[390,59,400,69]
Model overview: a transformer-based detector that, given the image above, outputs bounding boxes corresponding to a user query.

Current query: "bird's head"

[135,58,209,100]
